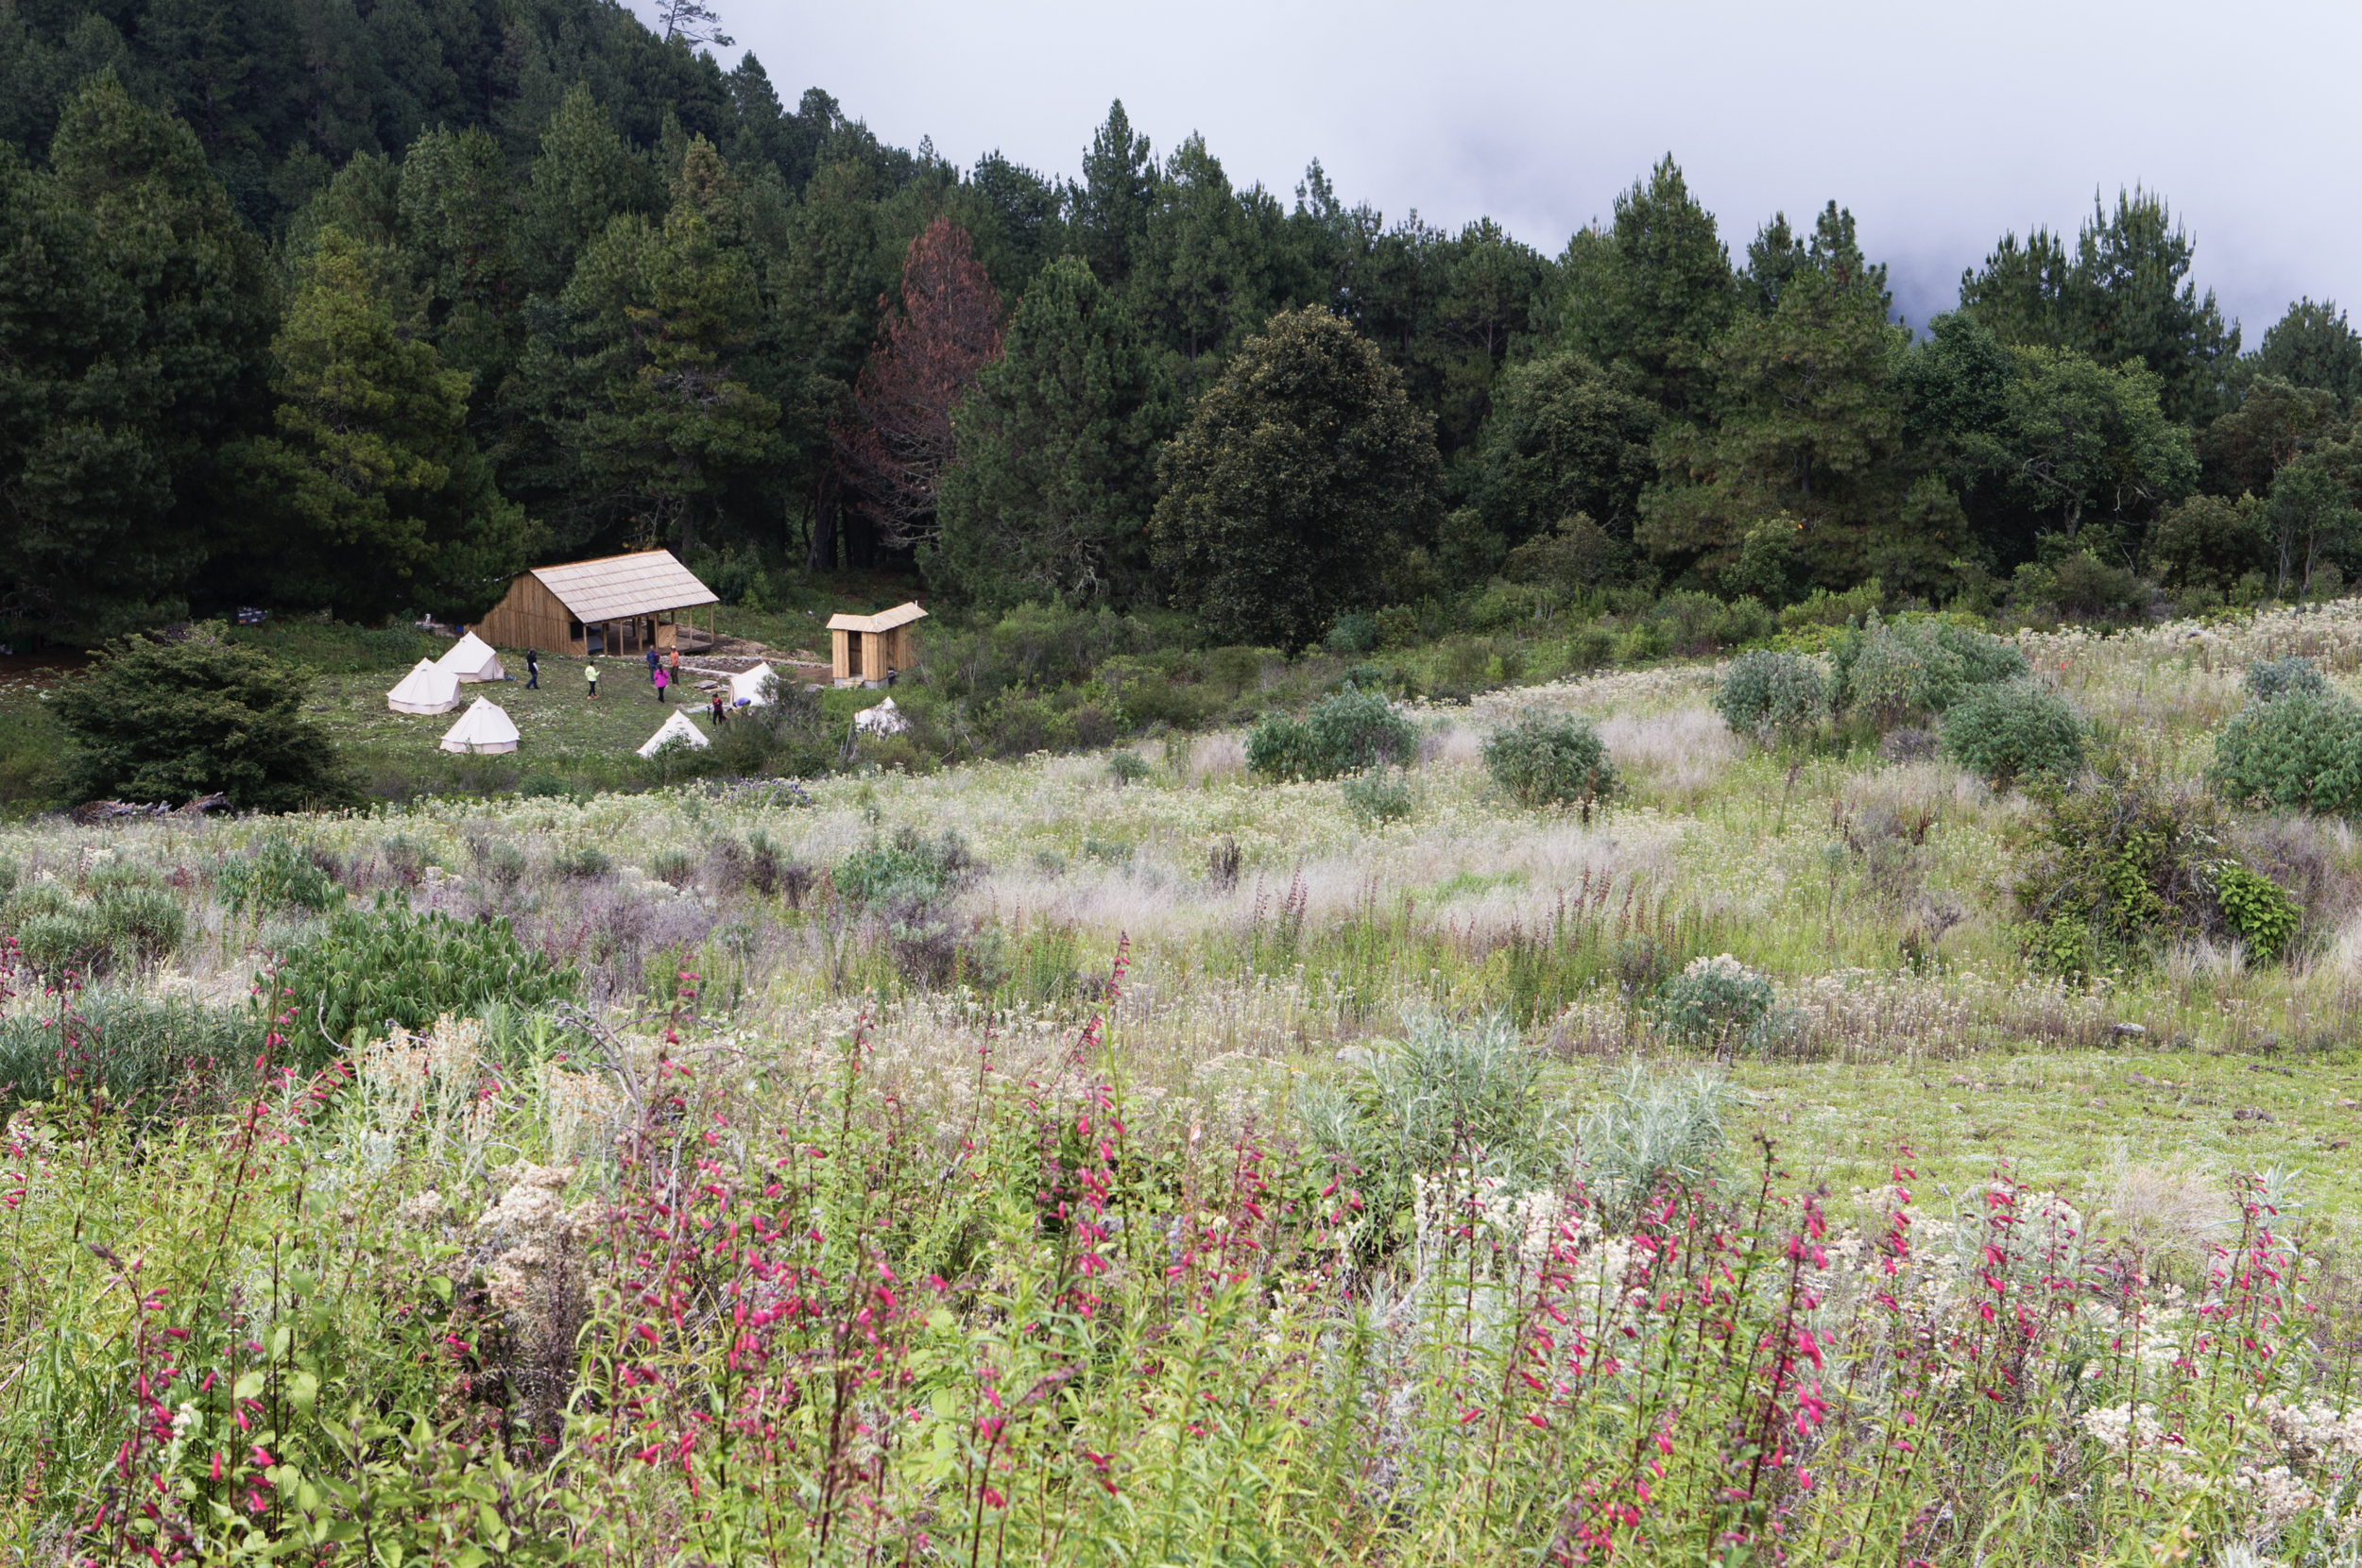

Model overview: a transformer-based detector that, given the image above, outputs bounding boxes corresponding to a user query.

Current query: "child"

[654,664,670,702]
[585,660,599,699]
[710,690,726,725]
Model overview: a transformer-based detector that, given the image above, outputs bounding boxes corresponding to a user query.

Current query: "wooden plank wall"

[473,573,579,655]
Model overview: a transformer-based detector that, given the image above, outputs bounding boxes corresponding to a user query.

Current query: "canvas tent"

[386,658,461,715]
[636,708,710,758]
[471,550,721,659]
[436,630,505,683]
[854,696,909,735]
[439,697,519,754]
[728,662,778,707]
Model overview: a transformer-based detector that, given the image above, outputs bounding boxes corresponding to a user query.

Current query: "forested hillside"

[4,0,2360,646]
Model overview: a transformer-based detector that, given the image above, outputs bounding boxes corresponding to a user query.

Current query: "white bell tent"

[386,658,461,715]
[854,696,909,735]
[436,630,506,683]
[636,708,710,758]
[727,661,778,707]
[439,697,520,754]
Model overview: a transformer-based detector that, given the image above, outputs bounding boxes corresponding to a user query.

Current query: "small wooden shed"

[471,551,721,658]
[827,603,927,688]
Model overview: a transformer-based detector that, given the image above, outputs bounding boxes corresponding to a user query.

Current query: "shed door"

[846,631,862,677]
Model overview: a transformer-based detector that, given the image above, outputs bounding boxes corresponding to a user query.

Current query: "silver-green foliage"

[1482,710,1617,809]
[2209,688,2362,813]
[1247,687,1418,782]
[1714,650,1827,741]
[1576,1064,1732,1223]
[2245,656,2328,703]
[1303,1014,1566,1257]
[1342,766,1416,825]
[1648,953,1780,1056]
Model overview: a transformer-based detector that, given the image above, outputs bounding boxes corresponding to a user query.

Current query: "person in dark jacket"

[525,648,539,689]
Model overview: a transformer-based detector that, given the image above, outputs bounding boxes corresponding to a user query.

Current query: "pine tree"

[231,229,537,622]
[1073,99,1154,289]
[0,72,273,640]
[929,256,1174,611]
[1554,157,1737,416]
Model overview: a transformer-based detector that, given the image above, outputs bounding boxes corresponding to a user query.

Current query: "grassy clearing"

[7,603,2362,1561]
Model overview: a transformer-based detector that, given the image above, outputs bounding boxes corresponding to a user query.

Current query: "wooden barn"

[827,603,927,688]
[471,551,721,658]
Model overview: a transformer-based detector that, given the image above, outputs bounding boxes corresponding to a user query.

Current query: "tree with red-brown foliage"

[834,218,1002,552]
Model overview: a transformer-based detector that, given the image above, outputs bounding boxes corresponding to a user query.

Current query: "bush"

[1942,681,2085,787]
[1829,617,2026,727]
[2214,861,2302,960]
[0,992,252,1112]
[834,827,976,911]
[1648,954,1780,1056]
[1300,1014,1566,1261]
[1342,766,1415,825]
[50,622,359,811]
[1779,580,1880,631]
[552,844,613,879]
[2014,771,2272,975]
[2,873,185,980]
[2245,656,2329,703]
[1106,751,1151,786]
[2208,689,2362,813]
[1482,711,1616,810]
[1575,1065,1732,1224]
[1246,687,1416,782]
[1325,612,1377,655]
[269,900,581,1049]
[219,839,344,915]
[1715,651,1827,741]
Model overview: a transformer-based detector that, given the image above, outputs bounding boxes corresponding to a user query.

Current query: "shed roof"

[529,551,719,623]
[826,602,928,634]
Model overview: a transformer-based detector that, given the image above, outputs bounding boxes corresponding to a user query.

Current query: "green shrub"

[1300,1014,1566,1261]
[1715,651,1827,741]
[0,992,252,1111]
[2014,771,2251,975]
[268,900,581,1048]
[1106,751,1151,786]
[1325,612,1377,655]
[2208,689,2362,813]
[2213,862,2302,960]
[94,887,183,967]
[1246,687,1416,782]
[553,844,613,879]
[1942,681,2085,786]
[834,827,976,910]
[3,873,184,980]
[1575,1065,1733,1224]
[219,839,344,915]
[1648,954,1780,1056]
[50,622,359,811]
[1778,580,1881,631]
[2245,656,2329,703]
[1342,767,1416,825]
[1829,617,2026,727]
[1482,711,1616,810]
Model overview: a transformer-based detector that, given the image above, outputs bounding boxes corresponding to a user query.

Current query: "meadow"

[6,601,2362,1563]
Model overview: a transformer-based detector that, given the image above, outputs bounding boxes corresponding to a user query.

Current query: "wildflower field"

[9,605,2362,1565]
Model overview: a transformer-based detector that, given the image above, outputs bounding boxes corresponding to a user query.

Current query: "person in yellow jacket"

[585,660,600,699]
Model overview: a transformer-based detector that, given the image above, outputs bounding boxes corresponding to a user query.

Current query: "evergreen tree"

[1640,264,1921,591]
[1072,99,1154,289]
[1982,345,2197,549]
[929,257,1174,612]
[397,122,518,386]
[1554,157,1737,416]
[2247,298,2362,410]
[519,84,659,298]
[1959,189,2238,425]
[565,136,783,557]
[1153,306,1441,650]
[2200,376,2340,499]
[229,229,535,622]
[53,622,359,810]
[1130,133,1267,399]
[0,72,274,640]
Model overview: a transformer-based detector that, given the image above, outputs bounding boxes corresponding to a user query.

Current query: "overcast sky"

[656,0,2356,342]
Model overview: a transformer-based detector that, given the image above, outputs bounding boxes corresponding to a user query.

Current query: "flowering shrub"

[1648,952,1781,1055]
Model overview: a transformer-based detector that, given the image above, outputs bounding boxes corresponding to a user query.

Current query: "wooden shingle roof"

[826,602,928,634]
[531,551,718,622]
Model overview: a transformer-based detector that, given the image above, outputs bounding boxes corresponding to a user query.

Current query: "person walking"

[654,664,670,702]
[524,647,539,690]
[709,690,726,725]
[585,659,599,700]
[645,645,659,687]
